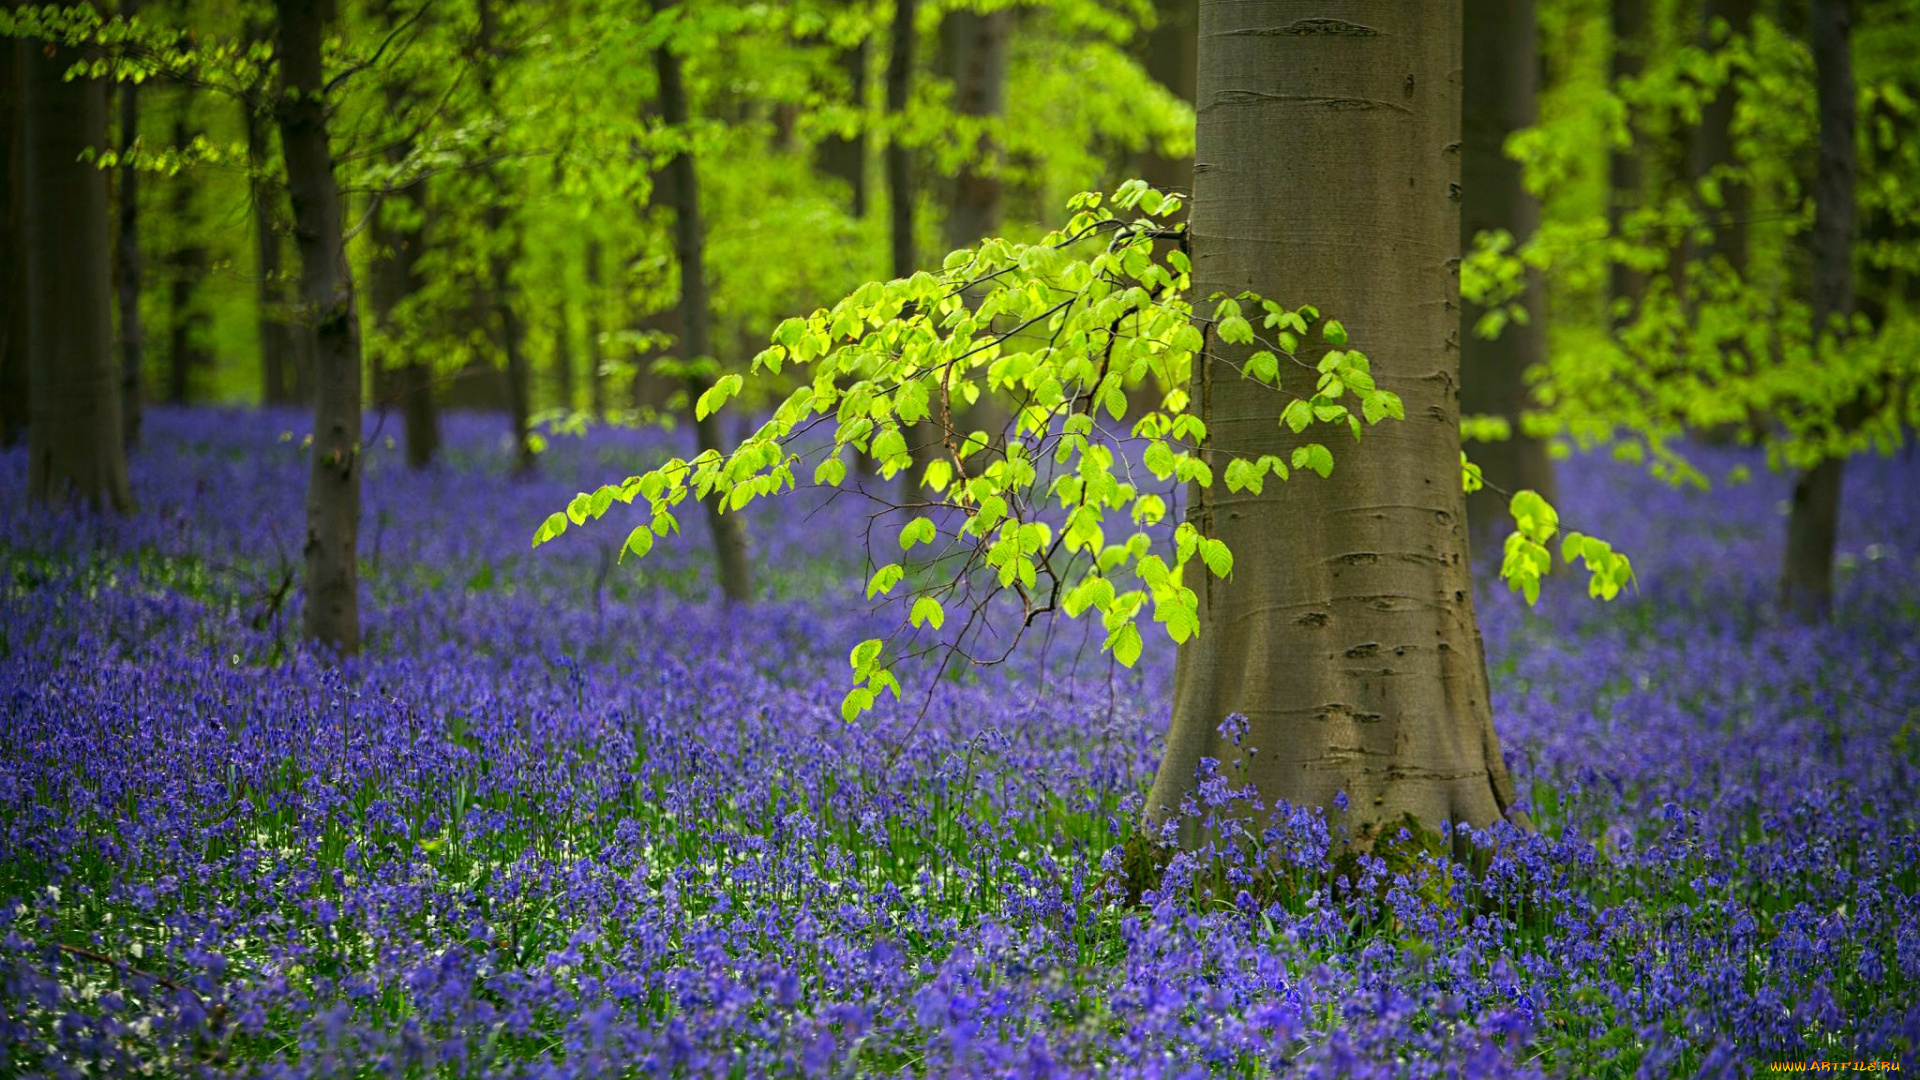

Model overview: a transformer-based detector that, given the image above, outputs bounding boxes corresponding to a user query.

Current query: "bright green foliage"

[1465,2,1920,492]
[537,183,1628,718]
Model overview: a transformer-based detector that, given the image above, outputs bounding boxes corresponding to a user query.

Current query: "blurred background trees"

[3,0,1915,649]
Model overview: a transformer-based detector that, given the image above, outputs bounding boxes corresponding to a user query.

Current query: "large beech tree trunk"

[1460,0,1555,531]
[275,0,363,656]
[654,0,753,604]
[1147,2,1518,838]
[23,26,133,512]
[1780,0,1855,624]
[2,36,29,448]
[114,12,144,449]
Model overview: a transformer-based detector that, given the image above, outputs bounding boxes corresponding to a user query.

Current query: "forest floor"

[2,407,1916,1078]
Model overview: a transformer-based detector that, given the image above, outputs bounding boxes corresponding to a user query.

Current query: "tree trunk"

[1138,0,1197,201]
[817,37,868,218]
[885,0,915,279]
[477,0,535,475]
[165,105,208,405]
[585,238,605,418]
[114,10,144,448]
[370,176,434,469]
[22,25,133,512]
[940,7,1007,250]
[2,35,30,448]
[1780,0,1855,624]
[552,298,574,411]
[1608,0,1648,326]
[275,0,364,656]
[1460,0,1555,532]
[243,42,297,407]
[1146,2,1517,840]
[655,0,753,604]
[1687,0,1756,276]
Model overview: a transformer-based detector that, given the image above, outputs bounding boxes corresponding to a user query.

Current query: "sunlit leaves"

[534,183,1624,710]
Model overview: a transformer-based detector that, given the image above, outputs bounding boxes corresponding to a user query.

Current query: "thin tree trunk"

[1460,0,1555,532]
[2,35,30,448]
[1138,0,1197,201]
[885,0,915,279]
[274,0,363,656]
[1780,0,1856,623]
[940,7,1007,250]
[243,37,296,407]
[552,299,574,412]
[817,37,868,218]
[654,0,753,603]
[1608,0,1648,326]
[585,238,604,418]
[23,24,133,512]
[165,105,207,405]
[114,6,144,448]
[1147,2,1516,840]
[371,178,433,468]
[478,0,535,475]
[1688,0,1755,276]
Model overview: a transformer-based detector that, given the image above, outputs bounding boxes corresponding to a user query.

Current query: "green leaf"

[814,455,848,486]
[1323,319,1348,346]
[1108,622,1144,668]
[900,517,937,550]
[866,564,904,598]
[841,686,876,722]
[909,596,945,630]
[1291,443,1333,478]
[532,511,568,548]
[694,373,744,421]
[849,637,883,676]
[1199,538,1233,578]
[623,526,653,560]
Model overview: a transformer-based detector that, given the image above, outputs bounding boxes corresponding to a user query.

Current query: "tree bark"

[2,34,30,448]
[243,37,298,407]
[1780,0,1856,623]
[885,0,915,279]
[114,4,144,448]
[655,0,754,604]
[1460,0,1555,533]
[1687,0,1756,276]
[1138,0,1197,202]
[585,238,605,418]
[164,104,208,405]
[817,36,868,218]
[940,7,1007,251]
[477,0,536,475]
[370,175,434,469]
[1147,2,1517,840]
[552,298,574,411]
[1608,0,1648,326]
[23,25,133,512]
[274,0,364,656]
